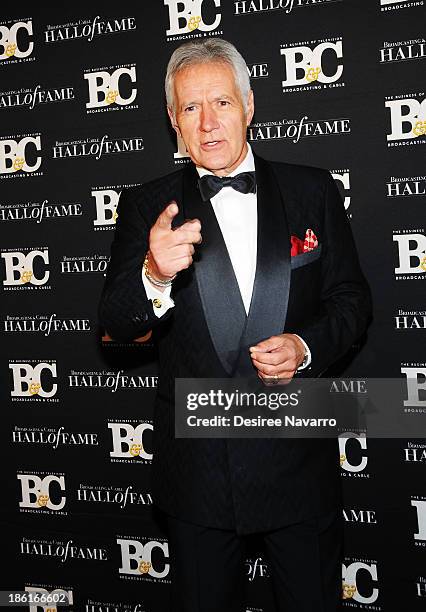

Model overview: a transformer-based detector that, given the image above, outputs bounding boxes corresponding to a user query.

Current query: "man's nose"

[199,105,219,132]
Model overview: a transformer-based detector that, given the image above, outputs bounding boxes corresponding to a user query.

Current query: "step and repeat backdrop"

[1,1,425,611]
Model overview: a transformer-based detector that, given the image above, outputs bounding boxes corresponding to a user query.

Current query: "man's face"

[168,61,254,176]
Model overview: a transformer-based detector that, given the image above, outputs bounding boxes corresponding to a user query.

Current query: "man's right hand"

[147,201,202,284]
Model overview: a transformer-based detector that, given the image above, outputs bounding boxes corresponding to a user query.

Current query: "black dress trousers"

[166,508,343,612]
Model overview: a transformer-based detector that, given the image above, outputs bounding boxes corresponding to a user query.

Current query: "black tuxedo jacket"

[99,153,372,534]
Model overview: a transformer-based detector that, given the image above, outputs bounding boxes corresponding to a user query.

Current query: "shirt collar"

[196,143,255,178]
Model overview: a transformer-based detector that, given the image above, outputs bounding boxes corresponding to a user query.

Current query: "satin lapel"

[233,155,291,376]
[182,164,247,375]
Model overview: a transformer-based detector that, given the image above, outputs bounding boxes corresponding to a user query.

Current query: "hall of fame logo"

[0,133,42,179]
[343,508,377,525]
[84,64,138,113]
[164,0,223,41]
[0,84,74,109]
[0,200,82,223]
[386,175,426,197]
[280,37,344,93]
[60,254,109,274]
[385,92,426,146]
[84,600,147,612]
[380,38,426,63]
[4,314,91,335]
[394,309,426,330]
[248,115,350,144]
[234,0,340,16]
[404,441,426,462]
[20,537,108,564]
[77,483,153,509]
[44,15,137,43]
[393,230,426,280]
[12,425,98,449]
[0,18,35,65]
[52,135,144,160]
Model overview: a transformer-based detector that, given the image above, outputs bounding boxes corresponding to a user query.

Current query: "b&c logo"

[84,66,137,110]
[1,249,49,286]
[117,538,170,579]
[9,361,57,398]
[0,20,34,61]
[280,39,343,90]
[332,169,351,212]
[93,189,120,227]
[401,366,426,408]
[108,422,153,461]
[164,0,221,36]
[25,586,73,612]
[386,96,426,143]
[18,473,66,510]
[412,499,426,542]
[342,561,379,604]
[0,135,41,175]
[393,232,426,277]
[339,433,368,475]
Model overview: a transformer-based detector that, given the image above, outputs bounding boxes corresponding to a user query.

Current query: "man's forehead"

[174,62,239,98]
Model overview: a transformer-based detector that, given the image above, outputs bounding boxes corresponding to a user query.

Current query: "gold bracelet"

[143,251,176,287]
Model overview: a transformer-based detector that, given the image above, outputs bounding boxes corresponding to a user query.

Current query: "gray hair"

[165,38,251,115]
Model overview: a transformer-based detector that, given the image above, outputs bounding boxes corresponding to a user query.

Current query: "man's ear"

[246,89,254,126]
[167,106,181,136]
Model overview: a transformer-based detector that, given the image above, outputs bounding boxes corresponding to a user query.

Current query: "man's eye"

[218,100,230,106]
[185,105,196,112]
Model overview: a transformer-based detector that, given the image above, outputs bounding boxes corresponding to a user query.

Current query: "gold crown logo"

[29,382,41,395]
[306,67,321,82]
[6,43,17,57]
[420,256,426,271]
[339,454,346,466]
[188,15,201,31]
[21,270,33,284]
[106,90,119,105]
[112,209,118,221]
[342,582,357,599]
[413,120,426,137]
[139,560,151,574]
[130,443,142,457]
[37,494,49,507]
[13,157,25,172]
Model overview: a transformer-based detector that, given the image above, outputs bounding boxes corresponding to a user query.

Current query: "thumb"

[249,336,282,354]
[157,201,179,229]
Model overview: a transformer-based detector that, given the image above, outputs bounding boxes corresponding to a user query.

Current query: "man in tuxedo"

[99,38,371,612]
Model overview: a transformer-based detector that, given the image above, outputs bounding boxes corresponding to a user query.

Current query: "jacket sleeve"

[292,171,372,376]
[98,187,174,342]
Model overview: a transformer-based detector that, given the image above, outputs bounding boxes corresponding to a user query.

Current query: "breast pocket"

[290,245,322,270]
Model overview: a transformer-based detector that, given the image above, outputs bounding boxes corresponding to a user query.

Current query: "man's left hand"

[249,334,306,384]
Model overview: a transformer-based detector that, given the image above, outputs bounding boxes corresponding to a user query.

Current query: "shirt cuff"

[141,267,175,318]
[293,334,312,370]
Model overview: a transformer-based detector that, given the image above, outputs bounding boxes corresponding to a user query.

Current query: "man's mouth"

[201,140,223,150]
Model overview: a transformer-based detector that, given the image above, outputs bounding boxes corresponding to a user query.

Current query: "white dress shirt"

[141,144,311,369]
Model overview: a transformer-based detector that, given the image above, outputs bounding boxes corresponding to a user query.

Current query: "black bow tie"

[198,171,256,202]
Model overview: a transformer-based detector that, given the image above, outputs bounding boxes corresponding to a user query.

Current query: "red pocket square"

[290,229,318,256]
